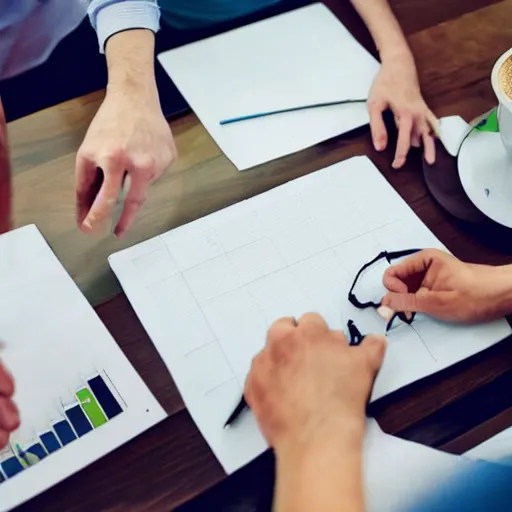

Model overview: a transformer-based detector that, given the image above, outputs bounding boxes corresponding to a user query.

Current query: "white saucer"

[458,130,512,228]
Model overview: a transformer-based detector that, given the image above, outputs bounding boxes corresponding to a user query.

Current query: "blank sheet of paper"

[0,226,166,511]
[157,3,380,170]
[109,156,511,473]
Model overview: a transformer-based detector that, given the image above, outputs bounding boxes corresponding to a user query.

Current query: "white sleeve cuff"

[88,0,161,53]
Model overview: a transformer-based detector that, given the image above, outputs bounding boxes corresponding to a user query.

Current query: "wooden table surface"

[9,0,512,510]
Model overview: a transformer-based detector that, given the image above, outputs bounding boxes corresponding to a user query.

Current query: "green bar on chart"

[76,388,108,428]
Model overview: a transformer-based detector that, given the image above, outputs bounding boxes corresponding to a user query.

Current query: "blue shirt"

[0,0,281,81]
[0,0,87,79]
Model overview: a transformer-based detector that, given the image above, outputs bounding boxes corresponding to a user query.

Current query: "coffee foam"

[499,55,512,100]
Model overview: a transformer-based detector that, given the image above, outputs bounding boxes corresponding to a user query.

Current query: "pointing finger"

[422,131,436,165]
[82,157,125,233]
[368,100,388,152]
[75,154,101,228]
[114,175,148,239]
[393,114,413,169]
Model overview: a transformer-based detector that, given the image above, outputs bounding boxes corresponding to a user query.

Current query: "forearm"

[105,30,158,99]
[349,0,413,63]
[274,430,365,512]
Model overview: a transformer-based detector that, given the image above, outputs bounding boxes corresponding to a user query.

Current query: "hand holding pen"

[239,313,386,454]
[225,315,384,428]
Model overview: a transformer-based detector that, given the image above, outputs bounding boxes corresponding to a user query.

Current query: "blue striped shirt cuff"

[88,0,160,53]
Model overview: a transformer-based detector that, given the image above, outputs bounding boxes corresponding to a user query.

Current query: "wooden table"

[9,0,512,510]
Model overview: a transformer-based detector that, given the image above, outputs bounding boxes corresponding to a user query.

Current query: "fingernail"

[374,141,383,151]
[82,218,93,230]
[405,311,413,321]
[377,306,395,321]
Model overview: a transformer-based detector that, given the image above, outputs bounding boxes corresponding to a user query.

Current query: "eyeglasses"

[347,248,421,333]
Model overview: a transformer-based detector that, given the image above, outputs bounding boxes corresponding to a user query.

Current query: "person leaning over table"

[0,0,436,240]
[243,249,512,511]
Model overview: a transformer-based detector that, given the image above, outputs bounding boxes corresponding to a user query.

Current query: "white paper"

[0,226,166,511]
[438,115,472,157]
[109,156,511,473]
[158,3,380,170]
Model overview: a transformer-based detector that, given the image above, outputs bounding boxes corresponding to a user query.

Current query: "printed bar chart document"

[158,3,380,170]
[109,156,510,473]
[0,225,166,511]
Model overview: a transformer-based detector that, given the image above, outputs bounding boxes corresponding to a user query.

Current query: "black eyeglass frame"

[347,248,421,332]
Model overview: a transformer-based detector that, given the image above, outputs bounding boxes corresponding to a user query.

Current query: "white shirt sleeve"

[87,0,161,53]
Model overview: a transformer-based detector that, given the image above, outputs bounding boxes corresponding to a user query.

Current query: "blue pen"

[219,99,367,125]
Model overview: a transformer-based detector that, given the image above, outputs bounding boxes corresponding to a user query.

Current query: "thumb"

[360,335,387,376]
[380,287,435,316]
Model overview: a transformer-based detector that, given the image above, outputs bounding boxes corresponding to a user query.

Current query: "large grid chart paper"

[109,156,511,474]
[0,226,166,511]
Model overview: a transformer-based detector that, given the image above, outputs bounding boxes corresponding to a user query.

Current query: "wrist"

[488,265,512,316]
[379,43,415,66]
[275,418,365,467]
[106,30,158,99]
[106,75,159,104]
[275,423,365,512]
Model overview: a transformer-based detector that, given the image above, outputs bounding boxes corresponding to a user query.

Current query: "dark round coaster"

[422,140,512,252]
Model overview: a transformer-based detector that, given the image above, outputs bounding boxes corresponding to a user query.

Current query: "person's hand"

[75,88,177,238]
[380,249,512,323]
[368,52,438,169]
[244,314,386,453]
[0,359,19,448]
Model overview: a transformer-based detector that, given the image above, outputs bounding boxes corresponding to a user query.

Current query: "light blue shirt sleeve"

[87,0,161,53]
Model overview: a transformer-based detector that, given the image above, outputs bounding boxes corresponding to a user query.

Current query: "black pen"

[224,396,248,428]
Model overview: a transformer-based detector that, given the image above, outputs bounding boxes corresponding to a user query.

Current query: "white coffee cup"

[491,48,512,160]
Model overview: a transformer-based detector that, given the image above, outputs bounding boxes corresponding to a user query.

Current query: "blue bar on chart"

[88,375,123,419]
[27,443,47,461]
[64,404,93,437]
[53,419,77,446]
[0,372,124,484]
[1,457,24,478]
[40,431,61,454]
